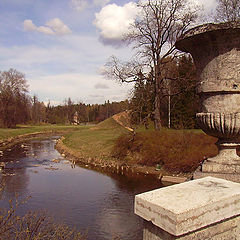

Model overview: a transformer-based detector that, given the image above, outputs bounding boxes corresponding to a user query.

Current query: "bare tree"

[215,0,240,22]
[0,69,29,127]
[104,0,199,130]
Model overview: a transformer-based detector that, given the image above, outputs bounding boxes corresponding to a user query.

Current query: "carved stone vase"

[175,22,240,182]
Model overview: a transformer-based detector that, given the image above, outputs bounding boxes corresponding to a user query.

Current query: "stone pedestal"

[175,22,240,182]
[135,177,240,239]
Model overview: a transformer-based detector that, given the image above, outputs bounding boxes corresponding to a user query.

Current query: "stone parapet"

[135,177,240,239]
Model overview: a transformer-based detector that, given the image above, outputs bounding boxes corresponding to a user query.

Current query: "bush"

[112,129,218,173]
[0,198,86,240]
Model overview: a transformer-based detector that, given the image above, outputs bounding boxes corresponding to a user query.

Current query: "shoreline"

[56,137,191,184]
[0,131,63,151]
[0,132,191,184]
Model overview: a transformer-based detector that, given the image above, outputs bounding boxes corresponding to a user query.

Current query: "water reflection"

[0,136,163,240]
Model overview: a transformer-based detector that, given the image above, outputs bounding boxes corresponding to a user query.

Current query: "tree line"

[0,68,129,128]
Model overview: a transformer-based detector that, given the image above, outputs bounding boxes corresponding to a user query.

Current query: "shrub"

[112,129,218,173]
[0,198,86,240]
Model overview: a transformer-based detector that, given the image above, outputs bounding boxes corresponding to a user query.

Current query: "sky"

[0,0,217,105]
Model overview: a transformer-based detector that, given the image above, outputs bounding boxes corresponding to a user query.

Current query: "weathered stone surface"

[135,177,240,236]
[194,169,240,182]
[143,216,240,240]
[161,176,187,184]
[196,113,240,140]
[176,22,240,42]
[176,22,240,178]
[202,160,240,173]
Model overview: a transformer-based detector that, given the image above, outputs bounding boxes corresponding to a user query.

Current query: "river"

[0,136,163,240]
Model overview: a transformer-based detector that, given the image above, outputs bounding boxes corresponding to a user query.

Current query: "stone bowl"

[196,112,240,140]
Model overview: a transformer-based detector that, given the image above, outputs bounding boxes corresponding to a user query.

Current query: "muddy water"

[0,136,163,240]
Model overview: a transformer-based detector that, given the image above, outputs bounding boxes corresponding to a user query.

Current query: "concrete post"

[135,177,240,239]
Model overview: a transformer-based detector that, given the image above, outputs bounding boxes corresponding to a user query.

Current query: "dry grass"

[112,129,219,173]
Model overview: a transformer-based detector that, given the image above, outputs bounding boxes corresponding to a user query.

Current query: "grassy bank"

[0,124,87,140]
[59,115,220,176]
[0,117,223,176]
[62,118,128,161]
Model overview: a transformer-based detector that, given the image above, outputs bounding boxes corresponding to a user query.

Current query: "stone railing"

[135,177,240,239]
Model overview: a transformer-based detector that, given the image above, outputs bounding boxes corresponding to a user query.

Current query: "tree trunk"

[154,92,162,130]
[154,66,162,130]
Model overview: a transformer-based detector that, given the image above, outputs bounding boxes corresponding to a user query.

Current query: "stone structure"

[73,111,79,125]
[135,177,240,239]
[175,22,240,181]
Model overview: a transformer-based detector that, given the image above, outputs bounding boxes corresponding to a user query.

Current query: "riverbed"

[0,136,163,240]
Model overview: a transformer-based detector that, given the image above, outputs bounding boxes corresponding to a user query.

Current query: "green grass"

[0,124,87,140]
[63,118,128,160]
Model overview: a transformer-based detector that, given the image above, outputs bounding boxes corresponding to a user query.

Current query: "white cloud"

[71,0,88,12]
[0,33,134,104]
[94,2,139,45]
[23,18,71,36]
[46,18,72,35]
[94,82,109,89]
[37,26,54,35]
[30,73,132,104]
[23,19,37,31]
[71,0,111,11]
[93,0,111,6]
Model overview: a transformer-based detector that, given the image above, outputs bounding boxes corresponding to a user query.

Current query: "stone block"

[135,177,240,237]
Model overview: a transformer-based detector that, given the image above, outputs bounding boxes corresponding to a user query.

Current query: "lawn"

[0,124,87,140]
[62,118,128,160]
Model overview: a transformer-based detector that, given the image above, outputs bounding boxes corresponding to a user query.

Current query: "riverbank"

[0,125,87,151]
[54,114,222,183]
[0,120,215,184]
[55,137,190,183]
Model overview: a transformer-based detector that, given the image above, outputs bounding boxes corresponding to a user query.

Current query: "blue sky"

[0,0,216,105]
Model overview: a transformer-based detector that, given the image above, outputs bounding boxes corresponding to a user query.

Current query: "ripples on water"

[0,136,163,240]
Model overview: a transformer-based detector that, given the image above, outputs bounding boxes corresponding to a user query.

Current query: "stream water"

[0,136,163,240]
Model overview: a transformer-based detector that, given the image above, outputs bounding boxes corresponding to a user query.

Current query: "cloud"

[93,0,111,6]
[29,73,132,104]
[94,2,139,45]
[46,18,72,35]
[37,26,54,35]
[90,94,104,98]
[94,83,109,89]
[23,19,37,31]
[71,0,88,11]
[71,0,111,12]
[23,18,71,35]
[0,31,134,104]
